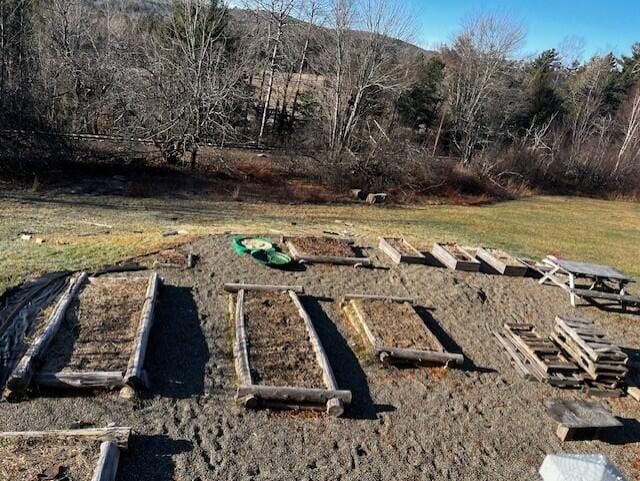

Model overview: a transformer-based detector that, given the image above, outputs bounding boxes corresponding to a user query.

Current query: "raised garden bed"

[476,247,528,276]
[4,272,160,399]
[378,237,426,265]
[341,294,463,367]
[431,243,480,272]
[286,236,371,266]
[0,426,130,481]
[226,283,351,416]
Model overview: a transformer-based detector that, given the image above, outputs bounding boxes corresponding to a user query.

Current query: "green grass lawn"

[1,192,639,295]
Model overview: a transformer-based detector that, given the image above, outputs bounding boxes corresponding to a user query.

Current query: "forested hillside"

[1,0,639,197]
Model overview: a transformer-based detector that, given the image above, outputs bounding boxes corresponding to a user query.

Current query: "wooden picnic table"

[540,256,633,307]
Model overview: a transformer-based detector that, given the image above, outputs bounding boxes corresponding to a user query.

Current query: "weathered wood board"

[342,294,463,367]
[431,243,480,272]
[230,285,351,416]
[544,399,622,441]
[378,237,426,265]
[476,247,528,276]
[286,237,372,267]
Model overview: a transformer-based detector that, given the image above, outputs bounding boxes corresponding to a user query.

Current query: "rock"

[20,234,32,241]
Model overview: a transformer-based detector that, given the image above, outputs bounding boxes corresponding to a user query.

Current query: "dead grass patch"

[354,299,439,350]
[244,291,324,389]
[40,276,147,372]
[0,438,99,481]
[289,236,355,258]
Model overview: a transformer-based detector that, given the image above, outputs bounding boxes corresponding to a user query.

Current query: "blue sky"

[410,0,639,59]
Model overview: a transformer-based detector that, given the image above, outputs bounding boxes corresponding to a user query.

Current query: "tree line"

[1,0,639,195]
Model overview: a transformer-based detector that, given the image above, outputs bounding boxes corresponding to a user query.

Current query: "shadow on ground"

[146,284,208,398]
[299,296,395,420]
[119,435,192,481]
[414,305,496,374]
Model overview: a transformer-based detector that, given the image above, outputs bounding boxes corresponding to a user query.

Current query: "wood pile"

[493,323,583,387]
[551,316,628,389]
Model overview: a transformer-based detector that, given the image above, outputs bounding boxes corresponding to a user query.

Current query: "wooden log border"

[431,243,480,272]
[92,441,120,481]
[123,272,161,391]
[0,426,131,449]
[5,272,89,396]
[476,247,527,277]
[344,296,463,368]
[378,237,426,265]
[344,293,415,304]
[231,287,351,416]
[286,239,372,267]
[34,371,124,390]
[0,427,130,481]
[224,283,304,294]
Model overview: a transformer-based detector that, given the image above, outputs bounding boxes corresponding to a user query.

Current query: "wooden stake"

[91,441,120,481]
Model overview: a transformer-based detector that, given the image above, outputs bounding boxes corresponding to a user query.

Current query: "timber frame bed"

[3,272,160,400]
[341,294,464,367]
[225,283,352,417]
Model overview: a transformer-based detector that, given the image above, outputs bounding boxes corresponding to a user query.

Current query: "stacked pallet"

[493,323,583,387]
[551,316,628,389]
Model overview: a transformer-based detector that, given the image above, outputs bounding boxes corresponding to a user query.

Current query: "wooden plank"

[236,384,352,404]
[5,272,88,394]
[431,243,480,272]
[0,427,131,449]
[476,247,528,276]
[286,240,372,266]
[91,441,120,481]
[492,329,536,380]
[224,283,304,294]
[123,272,160,389]
[289,291,348,416]
[233,289,253,388]
[378,237,425,265]
[349,299,381,349]
[343,293,414,303]
[34,371,124,390]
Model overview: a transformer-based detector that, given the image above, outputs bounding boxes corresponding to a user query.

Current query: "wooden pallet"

[494,323,583,387]
[342,294,463,367]
[552,316,628,387]
[431,243,480,272]
[378,237,426,265]
[230,284,351,417]
[475,247,528,276]
[0,426,131,480]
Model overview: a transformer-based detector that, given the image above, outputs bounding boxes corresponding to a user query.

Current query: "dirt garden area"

[1,233,639,480]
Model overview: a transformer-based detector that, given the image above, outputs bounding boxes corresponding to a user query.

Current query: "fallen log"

[0,426,131,449]
[91,441,120,481]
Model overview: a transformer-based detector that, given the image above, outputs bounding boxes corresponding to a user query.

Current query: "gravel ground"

[1,235,639,480]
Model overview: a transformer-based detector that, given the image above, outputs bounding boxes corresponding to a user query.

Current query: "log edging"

[123,272,161,390]
[286,240,372,266]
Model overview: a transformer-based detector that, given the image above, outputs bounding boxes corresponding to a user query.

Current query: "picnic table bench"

[539,256,637,309]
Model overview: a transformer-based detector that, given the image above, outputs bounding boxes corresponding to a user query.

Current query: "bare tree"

[132,0,247,166]
[565,55,614,163]
[317,0,412,155]
[247,0,296,142]
[616,85,640,173]
[443,13,525,164]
